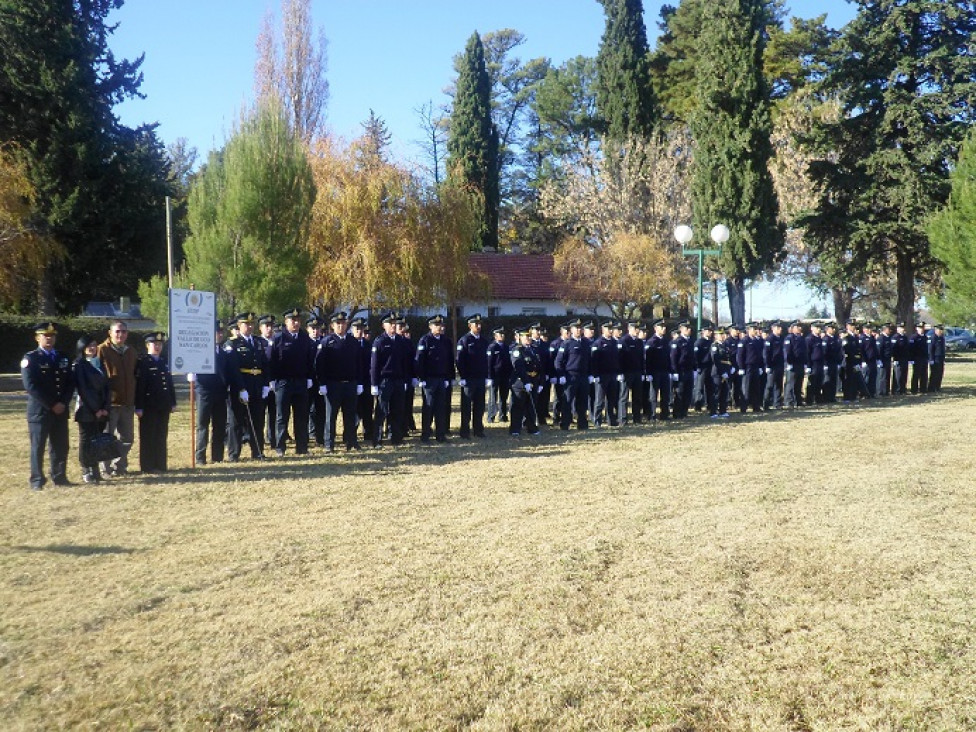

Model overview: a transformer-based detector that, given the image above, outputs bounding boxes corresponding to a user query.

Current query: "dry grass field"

[2,359,976,730]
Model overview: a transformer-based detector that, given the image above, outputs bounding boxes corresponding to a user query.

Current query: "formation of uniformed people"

[20,312,952,489]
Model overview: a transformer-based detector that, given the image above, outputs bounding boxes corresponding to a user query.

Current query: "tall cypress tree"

[448,32,499,251]
[805,0,976,325]
[595,0,657,141]
[689,0,783,323]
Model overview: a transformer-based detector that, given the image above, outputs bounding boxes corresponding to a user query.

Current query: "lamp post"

[676,224,729,331]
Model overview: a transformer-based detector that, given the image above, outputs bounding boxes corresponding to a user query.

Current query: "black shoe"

[53,478,73,487]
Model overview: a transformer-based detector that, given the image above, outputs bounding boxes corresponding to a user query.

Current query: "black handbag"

[88,433,123,462]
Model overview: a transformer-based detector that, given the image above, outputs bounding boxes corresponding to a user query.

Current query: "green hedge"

[0,315,161,372]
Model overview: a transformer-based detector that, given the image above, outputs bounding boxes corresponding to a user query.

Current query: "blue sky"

[109,0,857,318]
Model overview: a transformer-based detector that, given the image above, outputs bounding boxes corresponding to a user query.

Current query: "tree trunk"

[711,277,720,325]
[726,276,746,325]
[831,287,853,325]
[895,249,916,326]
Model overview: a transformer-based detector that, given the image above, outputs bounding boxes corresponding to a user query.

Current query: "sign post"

[169,289,216,468]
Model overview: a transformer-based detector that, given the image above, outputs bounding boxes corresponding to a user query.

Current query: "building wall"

[408,300,613,318]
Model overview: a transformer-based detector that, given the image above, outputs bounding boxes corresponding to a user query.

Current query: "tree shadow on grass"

[8,544,137,556]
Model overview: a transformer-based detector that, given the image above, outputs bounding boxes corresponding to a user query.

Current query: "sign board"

[168,289,216,375]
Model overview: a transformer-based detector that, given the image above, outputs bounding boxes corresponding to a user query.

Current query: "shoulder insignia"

[457,345,463,351]
[512,349,520,358]
[21,358,29,369]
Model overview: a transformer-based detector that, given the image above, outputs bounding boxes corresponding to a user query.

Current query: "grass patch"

[2,357,976,729]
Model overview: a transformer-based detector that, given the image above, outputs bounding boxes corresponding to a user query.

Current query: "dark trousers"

[29,413,69,488]
[929,362,944,391]
[77,418,106,473]
[488,380,510,421]
[649,371,670,419]
[741,368,763,413]
[373,378,406,445]
[593,375,620,425]
[672,371,694,418]
[459,379,486,437]
[308,388,326,446]
[911,361,929,394]
[195,388,227,464]
[879,361,892,396]
[893,361,909,394]
[325,381,358,448]
[784,368,803,408]
[560,375,589,429]
[229,392,265,459]
[864,362,879,397]
[357,390,374,441]
[822,365,839,402]
[509,381,538,434]
[763,366,785,409]
[138,407,170,473]
[712,375,729,415]
[806,365,824,404]
[619,372,642,423]
[421,380,448,441]
[264,389,279,449]
[275,379,310,454]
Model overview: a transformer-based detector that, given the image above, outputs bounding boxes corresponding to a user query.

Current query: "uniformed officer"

[709,327,734,418]
[455,313,489,438]
[305,316,327,447]
[21,322,74,490]
[528,323,550,424]
[351,317,374,443]
[783,320,807,409]
[890,322,910,394]
[397,319,418,435]
[692,323,714,413]
[840,320,866,402]
[929,324,946,392]
[877,323,894,396]
[370,312,408,446]
[134,332,176,473]
[860,322,880,397]
[670,321,696,418]
[909,321,929,394]
[509,327,543,436]
[547,324,568,424]
[763,320,785,409]
[644,319,670,420]
[269,307,316,456]
[226,312,268,460]
[415,314,455,443]
[315,312,362,451]
[187,320,237,465]
[618,321,644,424]
[822,322,842,403]
[487,326,512,423]
[553,318,590,430]
[591,320,621,426]
[257,314,279,450]
[737,322,764,413]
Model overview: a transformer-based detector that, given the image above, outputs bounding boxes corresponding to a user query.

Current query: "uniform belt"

[241,368,262,375]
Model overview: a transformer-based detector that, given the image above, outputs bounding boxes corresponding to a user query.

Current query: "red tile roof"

[468,253,556,300]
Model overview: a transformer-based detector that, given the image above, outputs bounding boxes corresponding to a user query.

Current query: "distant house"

[407,253,611,319]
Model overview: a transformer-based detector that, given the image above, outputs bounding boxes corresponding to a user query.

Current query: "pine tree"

[805,0,976,325]
[447,32,499,250]
[929,130,976,325]
[595,0,657,141]
[0,0,171,313]
[689,0,783,323]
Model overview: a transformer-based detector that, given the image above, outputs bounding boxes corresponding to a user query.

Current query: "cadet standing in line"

[644,319,670,420]
[860,322,880,397]
[822,322,842,403]
[397,319,418,436]
[618,321,644,425]
[692,323,714,413]
[670,321,696,419]
[554,318,590,430]
[763,320,785,410]
[455,314,489,439]
[315,312,362,451]
[487,326,511,423]
[509,327,543,436]
[709,327,734,418]
[21,322,74,490]
[351,317,374,443]
[929,324,946,392]
[415,314,455,443]
[269,308,315,456]
[783,320,807,409]
[370,313,407,446]
[548,324,568,425]
[188,320,236,465]
[804,322,825,404]
[226,312,268,461]
[591,320,621,427]
[257,315,279,451]
[134,332,176,474]
[890,322,910,394]
[909,321,929,394]
[305,316,327,448]
[877,323,893,396]
[737,322,764,413]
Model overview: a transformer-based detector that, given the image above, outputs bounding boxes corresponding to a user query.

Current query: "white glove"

[262,386,270,399]
[550,377,557,385]
[588,376,596,384]
[306,378,313,389]
[929,360,935,366]
[759,368,766,375]
[854,364,862,372]
[370,386,379,396]
[722,374,729,381]
[239,390,249,403]
[617,374,625,382]
[419,381,426,388]
[876,360,882,368]
[318,385,328,396]
[537,384,544,393]
[823,366,829,373]
[459,379,467,387]
[804,367,812,375]
[186,372,196,383]
[670,374,679,382]
[738,369,745,376]
[861,362,867,369]
[443,380,449,388]
[786,364,793,372]
[411,378,419,388]
[647,375,653,384]
[908,361,914,366]
[693,370,700,377]
[485,379,493,387]
[356,385,364,395]
[559,376,566,385]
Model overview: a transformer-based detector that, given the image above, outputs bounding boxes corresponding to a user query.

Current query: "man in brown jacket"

[97,320,138,476]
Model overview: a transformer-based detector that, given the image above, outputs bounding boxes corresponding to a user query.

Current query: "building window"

[487,306,500,317]
[521,307,546,316]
